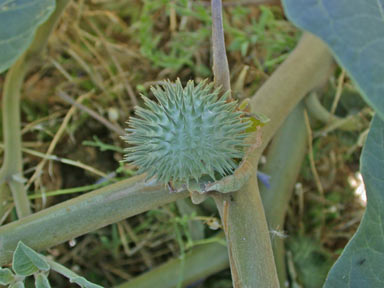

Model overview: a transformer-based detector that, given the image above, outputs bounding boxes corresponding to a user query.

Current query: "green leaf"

[282,0,384,118]
[0,0,56,73]
[324,115,384,287]
[12,242,50,276]
[35,273,51,288]
[0,267,15,285]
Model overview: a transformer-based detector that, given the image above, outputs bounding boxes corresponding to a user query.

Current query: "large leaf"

[0,0,55,73]
[282,0,384,118]
[324,115,384,287]
[282,2,384,286]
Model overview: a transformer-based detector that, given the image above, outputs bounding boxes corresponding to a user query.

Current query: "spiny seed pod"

[123,79,250,187]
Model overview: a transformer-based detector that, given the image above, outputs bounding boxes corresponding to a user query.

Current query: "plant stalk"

[0,174,188,266]
[115,234,228,288]
[0,56,30,217]
[305,92,363,131]
[0,0,71,218]
[214,176,280,287]
[260,101,308,287]
[250,33,334,153]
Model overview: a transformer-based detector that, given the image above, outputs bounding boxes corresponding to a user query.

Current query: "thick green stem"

[0,0,71,218]
[115,234,228,288]
[212,3,276,285]
[212,33,333,288]
[250,33,333,153]
[214,176,279,287]
[260,102,308,287]
[0,57,30,217]
[25,0,72,62]
[0,174,188,266]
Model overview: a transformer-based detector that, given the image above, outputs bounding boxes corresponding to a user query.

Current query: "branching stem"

[305,92,363,132]
[0,174,188,265]
[212,33,333,288]
[0,0,71,218]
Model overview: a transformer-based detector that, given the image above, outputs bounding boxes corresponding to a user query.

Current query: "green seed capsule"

[123,79,250,187]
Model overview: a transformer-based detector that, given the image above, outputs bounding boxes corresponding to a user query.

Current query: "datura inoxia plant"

[123,79,250,189]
